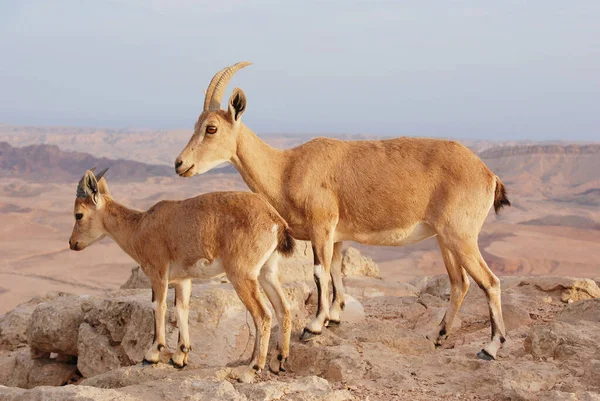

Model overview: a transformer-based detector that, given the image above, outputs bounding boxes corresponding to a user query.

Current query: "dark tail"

[494,177,511,214]
[276,225,296,257]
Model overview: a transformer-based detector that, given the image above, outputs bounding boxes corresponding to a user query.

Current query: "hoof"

[476,349,495,361]
[169,358,187,369]
[268,354,287,375]
[300,327,321,342]
[327,319,341,327]
[142,358,158,366]
[268,365,281,375]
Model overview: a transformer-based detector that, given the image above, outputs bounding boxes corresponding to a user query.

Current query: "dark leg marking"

[152,310,157,343]
[151,289,155,302]
[312,246,321,266]
[439,328,447,337]
[312,245,323,316]
[331,272,337,304]
[174,290,177,307]
[252,364,260,371]
[488,302,498,340]
[157,344,165,352]
[314,273,322,316]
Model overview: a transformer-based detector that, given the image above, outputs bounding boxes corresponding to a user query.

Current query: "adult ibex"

[174,62,511,360]
[69,168,295,377]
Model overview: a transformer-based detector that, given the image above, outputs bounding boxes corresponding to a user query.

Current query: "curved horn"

[203,68,228,111]
[203,62,252,111]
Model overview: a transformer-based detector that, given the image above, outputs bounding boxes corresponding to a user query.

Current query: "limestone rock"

[560,279,600,303]
[341,247,379,278]
[421,275,451,300]
[77,282,307,378]
[236,375,353,401]
[524,321,600,361]
[0,385,139,401]
[5,348,79,389]
[559,299,600,324]
[582,391,600,401]
[120,266,151,289]
[279,241,314,284]
[0,292,72,351]
[77,323,125,378]
[0,350,18,386]
[122,376,246,401]
[503,301,534,330]
[544,391,578,401]
[343,276,417,300]
[27,294,84,357]
[80,290,155,371]
[289,342,364,382]
[520,277,600,303]
[414,307,461,335]
[339,295,365,324]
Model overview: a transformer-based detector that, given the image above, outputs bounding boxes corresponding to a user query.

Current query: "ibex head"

[175,62,251,177]
[69,168,110,251]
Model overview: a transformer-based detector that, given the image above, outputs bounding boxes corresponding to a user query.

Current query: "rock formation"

[1,248,599,400]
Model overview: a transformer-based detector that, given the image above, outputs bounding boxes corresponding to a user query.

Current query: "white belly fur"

[169,258,226,282]
[336,222,437,246]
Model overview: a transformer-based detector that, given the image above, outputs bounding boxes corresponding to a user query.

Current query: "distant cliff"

[0,141,174,182]
[480,144,600,158]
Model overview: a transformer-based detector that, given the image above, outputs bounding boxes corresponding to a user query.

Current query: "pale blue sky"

[1,1,599,140]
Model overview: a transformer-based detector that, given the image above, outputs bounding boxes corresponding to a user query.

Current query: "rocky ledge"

[1,247,599,400]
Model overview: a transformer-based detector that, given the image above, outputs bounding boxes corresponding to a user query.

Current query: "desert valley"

[0,124,598,315]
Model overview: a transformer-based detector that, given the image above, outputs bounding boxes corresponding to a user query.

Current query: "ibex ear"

[228,88,247,122]
[95,168,110,196]
[83,171,99,204]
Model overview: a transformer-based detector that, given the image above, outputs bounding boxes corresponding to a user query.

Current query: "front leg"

[170,279,192,368]
[301,227,335,340]
[328,241,345,326]
[143,276,168,365]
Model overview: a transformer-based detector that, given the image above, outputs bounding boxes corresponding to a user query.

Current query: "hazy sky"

[1,1,599,140]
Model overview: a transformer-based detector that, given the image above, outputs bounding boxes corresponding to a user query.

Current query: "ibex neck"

[102,199,144,263]
[231,125,286,206]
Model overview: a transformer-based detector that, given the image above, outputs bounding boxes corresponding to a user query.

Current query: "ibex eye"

[206,126,217,134]
[75,213,83,220]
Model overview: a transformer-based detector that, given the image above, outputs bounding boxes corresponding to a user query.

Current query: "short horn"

[203,62,252,111]
[95,167,109,181]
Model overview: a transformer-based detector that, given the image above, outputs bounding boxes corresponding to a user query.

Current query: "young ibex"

[68,168,295,375]
[174,62,512,360]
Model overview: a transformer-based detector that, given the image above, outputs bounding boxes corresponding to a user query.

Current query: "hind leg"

[143,273,168,365]
[301,227,335,340]
[230,275,273,372]
[427,237,470,345]
[258,253,291,374]
[170,279,192,368]
[450,238,506,360]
